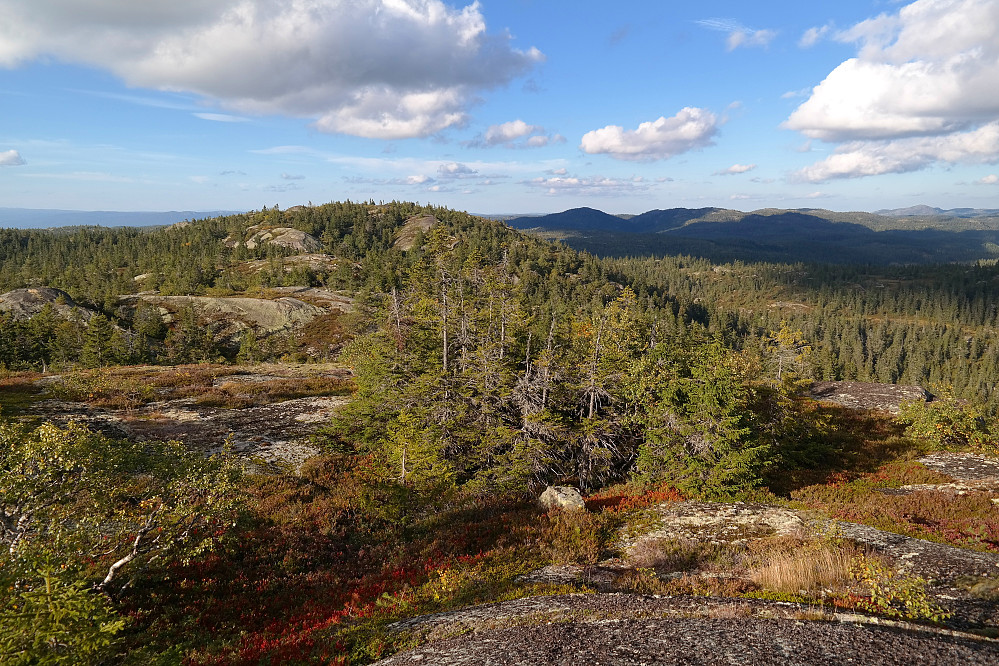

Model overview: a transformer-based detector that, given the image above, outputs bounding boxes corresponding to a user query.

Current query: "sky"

[2,0,999,215]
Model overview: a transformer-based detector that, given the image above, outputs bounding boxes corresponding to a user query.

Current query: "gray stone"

[539,485,586,512]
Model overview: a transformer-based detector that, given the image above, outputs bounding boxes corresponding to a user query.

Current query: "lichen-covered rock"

[809,381,930,413]
[539,485,586,512]
[224,225,322,253]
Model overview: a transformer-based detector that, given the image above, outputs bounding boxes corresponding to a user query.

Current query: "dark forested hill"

[507,207,999,264]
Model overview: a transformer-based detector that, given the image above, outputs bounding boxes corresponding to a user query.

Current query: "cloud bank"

[787,0,999,181]
[580,108,718,161]
[523,173,648,197]
[0,0,542,139]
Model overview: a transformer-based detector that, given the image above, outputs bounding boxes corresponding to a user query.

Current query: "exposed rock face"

[809,381,930,413]
[539,486,586,512]
[239,254,345,275]
[224,225,322,252]
[393,214,438,250]
[123,293,327,343]
[620,501,807,552]
[0,287,94,322]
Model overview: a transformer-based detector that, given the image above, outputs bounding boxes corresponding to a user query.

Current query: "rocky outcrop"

[224,225,322,252]
[376,594,999,665]
[393,214,438,250]
[122,293,327,343]
[539,486,586,512]
[0,287,95,322]
[809,381,930,413]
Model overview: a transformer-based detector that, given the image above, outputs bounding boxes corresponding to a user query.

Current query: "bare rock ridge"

[0,286,95,322]
[223,225,322,252]
[393,213,438,250]
[809,381,930,413]
[1,285,351,346]
[126,294,327,337]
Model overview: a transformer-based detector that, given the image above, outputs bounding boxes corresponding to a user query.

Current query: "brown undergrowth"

[43,363,354,410]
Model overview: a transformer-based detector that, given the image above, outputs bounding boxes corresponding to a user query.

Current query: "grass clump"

[748,535,857,596]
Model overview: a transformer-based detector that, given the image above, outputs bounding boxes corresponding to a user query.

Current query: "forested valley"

[1,201,997,663]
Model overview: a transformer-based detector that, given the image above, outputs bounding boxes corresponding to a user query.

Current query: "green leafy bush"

[898,390,996,452]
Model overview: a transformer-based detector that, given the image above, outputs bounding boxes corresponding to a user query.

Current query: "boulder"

[539,485,586,512]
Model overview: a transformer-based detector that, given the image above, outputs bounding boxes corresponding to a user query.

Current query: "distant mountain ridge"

[875,205,999,218]
[506,206,999,265]
[0,208,244,229]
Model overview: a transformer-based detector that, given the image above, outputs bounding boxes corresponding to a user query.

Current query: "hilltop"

[508,206,999,264]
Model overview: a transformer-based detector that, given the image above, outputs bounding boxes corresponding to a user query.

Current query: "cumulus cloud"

[522,173,649,197]
[786,0,999,179]
[580,108,718,161]
[697,18,776,50]
[464,119,563,148]
[792,121,999,182]
[437,162,478,178]
[976,174,999,184]
[714,163,756,175]
[0,149,25,166]
[0,0,543,139]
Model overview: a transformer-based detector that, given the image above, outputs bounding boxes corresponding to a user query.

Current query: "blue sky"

[2,0,998,214]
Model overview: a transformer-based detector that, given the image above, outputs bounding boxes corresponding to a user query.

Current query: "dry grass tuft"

[749,537,858,595]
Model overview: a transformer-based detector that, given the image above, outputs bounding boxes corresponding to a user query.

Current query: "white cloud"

[193,112,250,122]
[792,121,999,182]
[977,174,999,184]
[465,119,562,148]
[485,119,539,144]
[522,173,649,197]
[281,173,305,180]
[580,108,718,162]
[697,18,776,50]
[0,0,543,139]
[0,149,25,166]
[799,24,831,48]
[786,0,999,180]
[715,163,756,175]
[438,162,478,178]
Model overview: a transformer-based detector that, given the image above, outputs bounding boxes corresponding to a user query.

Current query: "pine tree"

[80,314,114,368]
